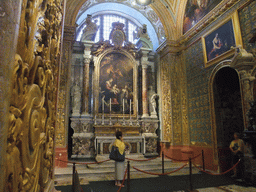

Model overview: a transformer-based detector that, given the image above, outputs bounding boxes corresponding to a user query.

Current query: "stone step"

[54,154,200,186]
[84,160,174,169]
[55,160,193,179]
[54,166,196,181]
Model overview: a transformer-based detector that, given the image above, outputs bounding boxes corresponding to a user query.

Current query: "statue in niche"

[150,94,158,116]
[72,82,81,113]
[133,24,150,41]
[81,14,99,42]
[148,85,158,118]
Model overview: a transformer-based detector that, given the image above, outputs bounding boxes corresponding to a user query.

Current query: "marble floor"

[54,156,256,191]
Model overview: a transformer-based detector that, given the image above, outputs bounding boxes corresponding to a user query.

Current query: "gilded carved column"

[142,63,149,118]
[3,0,65,190]
[55,24,76,167]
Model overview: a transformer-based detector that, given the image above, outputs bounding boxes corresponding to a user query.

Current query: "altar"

[69,20,159,159]
[94,124,143,155]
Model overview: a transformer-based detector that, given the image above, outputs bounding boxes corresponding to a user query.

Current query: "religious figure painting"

[99,52,134,114]
[204,20,235,62]
[202,11,243,68]
[183,0,222,34]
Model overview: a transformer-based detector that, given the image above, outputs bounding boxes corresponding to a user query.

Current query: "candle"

[130,99,131,114]
[110,98,111,112]
[137,100,138,112]
[123,99,124,113]
[102,97,104,112]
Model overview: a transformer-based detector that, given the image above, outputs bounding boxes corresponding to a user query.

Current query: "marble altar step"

[54,155,200,186]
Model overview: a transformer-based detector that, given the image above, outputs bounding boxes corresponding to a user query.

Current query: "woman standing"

[229,132,244,179]
[113,131,126,187]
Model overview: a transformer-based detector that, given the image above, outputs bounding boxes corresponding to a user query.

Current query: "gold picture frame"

[202,11,243,68]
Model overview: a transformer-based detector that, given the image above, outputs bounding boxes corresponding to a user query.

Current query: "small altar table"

[94,124,143,155]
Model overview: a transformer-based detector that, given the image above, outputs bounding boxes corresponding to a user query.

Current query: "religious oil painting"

[202,11,243,68]
[99,52,134,114]
[183,0,222,34]
[205,20,235,61]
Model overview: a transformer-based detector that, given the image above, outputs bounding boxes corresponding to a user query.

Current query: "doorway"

[213,67,244,172]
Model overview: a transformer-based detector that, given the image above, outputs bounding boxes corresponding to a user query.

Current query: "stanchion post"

[127,161,130,192]
[162,151,164,174]
[189,158,193,191]
[202,150,205,171]
[72,163,75,192]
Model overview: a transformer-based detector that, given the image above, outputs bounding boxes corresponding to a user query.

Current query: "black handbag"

[109,146,125,162]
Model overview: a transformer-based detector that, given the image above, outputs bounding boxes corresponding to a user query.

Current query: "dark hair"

[116,131,122,139]
[234,132,241,138]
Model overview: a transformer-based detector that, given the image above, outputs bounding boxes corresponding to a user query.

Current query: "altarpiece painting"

[98,52,135,115]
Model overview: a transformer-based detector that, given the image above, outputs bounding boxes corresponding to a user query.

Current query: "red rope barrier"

[133,163,188,176]
[125,156,159,161]
[56,158,111,165]
[117,168,128,192]
[164,153,201,162]
[192,159,241,176]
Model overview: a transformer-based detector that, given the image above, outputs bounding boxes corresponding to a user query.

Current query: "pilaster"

[55,24,76,167]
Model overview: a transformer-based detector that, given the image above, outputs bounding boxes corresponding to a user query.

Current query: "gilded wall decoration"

[181,54,189,145]
[160,58,172,142]
[160,51,187,145]
[55,41,71,147]
[169,54,182,145]
[239,0,256,57]
[185,41,213,145]
[7,0,64,191]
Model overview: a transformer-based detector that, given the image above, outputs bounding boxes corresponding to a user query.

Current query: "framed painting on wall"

[202,11,243,68]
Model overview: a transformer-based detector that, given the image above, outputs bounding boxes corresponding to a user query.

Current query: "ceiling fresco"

[183,0,222,34]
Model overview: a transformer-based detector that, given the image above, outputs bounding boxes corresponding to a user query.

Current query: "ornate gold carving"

[181,55,189,145]
[91,40,112,56]
[7,0,64,191]
[55,40,71,147]
[160,57,172,142]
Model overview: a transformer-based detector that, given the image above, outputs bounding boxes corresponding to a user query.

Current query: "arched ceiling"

[65,0,187,45]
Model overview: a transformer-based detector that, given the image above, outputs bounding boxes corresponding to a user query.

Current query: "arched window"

[77,14,140,44]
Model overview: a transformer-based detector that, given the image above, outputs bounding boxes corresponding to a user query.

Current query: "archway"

[213,67,244,172]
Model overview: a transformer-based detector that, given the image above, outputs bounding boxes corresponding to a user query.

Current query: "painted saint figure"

[208,33,223,60]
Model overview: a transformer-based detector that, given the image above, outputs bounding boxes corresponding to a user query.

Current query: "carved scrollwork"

[6,0,64,191]
[72,137,94,156]
[145,138,157,153]
[142,122,158,133]
[81,121,93,133]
